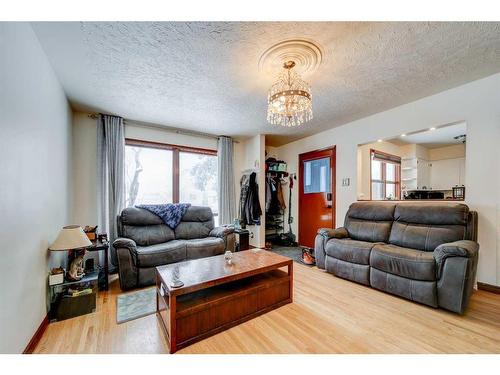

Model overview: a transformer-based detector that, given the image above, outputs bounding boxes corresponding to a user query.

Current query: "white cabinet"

[417,159,430,189]
[429,157,464,190]
[401,158,418,190]
[401,158,430,190]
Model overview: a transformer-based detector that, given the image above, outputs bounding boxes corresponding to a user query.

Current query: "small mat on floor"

[116,287,156,324]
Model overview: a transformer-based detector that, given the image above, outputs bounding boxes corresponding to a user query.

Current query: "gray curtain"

[217,136,236,225]
[97,114,125,267]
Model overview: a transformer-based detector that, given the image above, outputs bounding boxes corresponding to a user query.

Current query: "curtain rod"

[88,113,238,143]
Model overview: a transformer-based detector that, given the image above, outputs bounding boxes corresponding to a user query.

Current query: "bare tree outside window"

[190,156,217,205]
[126,147,143,206]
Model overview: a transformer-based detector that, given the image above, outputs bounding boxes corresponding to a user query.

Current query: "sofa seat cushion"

[136,240,187,268]
[370,244,436,281]
[185,237,225,260]
[325,238,376,265]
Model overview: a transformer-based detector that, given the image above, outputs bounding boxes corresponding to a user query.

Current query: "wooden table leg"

[288,261,293,302]
[169,294,177,353]
[156,274,159,313]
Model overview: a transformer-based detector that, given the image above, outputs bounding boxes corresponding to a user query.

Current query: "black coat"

[241,172,262,226]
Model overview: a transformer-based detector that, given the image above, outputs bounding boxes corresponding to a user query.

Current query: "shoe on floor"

[301,249,315,265]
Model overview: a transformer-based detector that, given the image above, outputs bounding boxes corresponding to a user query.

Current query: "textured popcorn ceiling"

[32,22,500,146]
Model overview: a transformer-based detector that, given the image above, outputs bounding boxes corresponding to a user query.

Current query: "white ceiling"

[31,22,500,146]
[387,122,467,148]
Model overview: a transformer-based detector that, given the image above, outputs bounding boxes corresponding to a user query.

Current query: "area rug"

[270,245,315,266]
[116,287,156,324]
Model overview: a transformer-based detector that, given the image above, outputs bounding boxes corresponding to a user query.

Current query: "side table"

[234,229,250,251]
[87,240,110,291]
[49,271,98,322]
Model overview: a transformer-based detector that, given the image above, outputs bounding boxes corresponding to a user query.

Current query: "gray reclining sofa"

[315,201,479,314]
[113,206,235,290]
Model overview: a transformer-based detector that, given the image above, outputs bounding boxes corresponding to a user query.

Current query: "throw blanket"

[137,203,191,229]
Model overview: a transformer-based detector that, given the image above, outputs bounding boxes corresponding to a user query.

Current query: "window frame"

[369,149,401,200]
[125,138,217,206]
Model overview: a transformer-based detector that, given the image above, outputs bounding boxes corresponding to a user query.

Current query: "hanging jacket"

[241,172,262,225]
[239,174,250,223]
[277,180,286,210]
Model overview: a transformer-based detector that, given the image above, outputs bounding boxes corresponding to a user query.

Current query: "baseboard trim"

[477,282,500,294]
[23,315,48,354]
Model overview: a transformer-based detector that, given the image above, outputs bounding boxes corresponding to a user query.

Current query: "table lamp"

[49,225,92,281]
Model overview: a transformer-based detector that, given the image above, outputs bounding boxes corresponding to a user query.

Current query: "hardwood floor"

[34,264,500,354]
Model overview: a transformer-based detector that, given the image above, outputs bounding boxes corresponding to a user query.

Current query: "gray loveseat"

[315,201,479,314]
[113,206,235,290]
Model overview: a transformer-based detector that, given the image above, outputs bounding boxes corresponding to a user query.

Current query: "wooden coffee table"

[156,249,293,353]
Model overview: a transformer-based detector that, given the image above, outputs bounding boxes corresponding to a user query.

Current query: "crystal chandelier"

[267,61,313,127]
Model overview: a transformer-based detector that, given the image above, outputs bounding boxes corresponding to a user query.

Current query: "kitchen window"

[370,149,401,200]
[124,139,218,223]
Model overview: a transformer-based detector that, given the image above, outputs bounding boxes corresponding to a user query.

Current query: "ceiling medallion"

[258,39,323,77]
[267,60,313,127]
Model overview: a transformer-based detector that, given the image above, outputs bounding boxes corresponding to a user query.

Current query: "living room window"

[370,149,401,200]
[124,139,218,222]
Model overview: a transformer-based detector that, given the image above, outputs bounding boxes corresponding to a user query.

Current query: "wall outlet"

[342,178,350,187]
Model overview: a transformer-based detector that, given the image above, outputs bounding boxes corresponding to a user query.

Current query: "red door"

[298,147,336,248]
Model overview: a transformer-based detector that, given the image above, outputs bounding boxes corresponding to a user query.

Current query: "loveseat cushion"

[388,203,468,251]
[325,238,376,265]
[370,243,436,281]
[344,202,396,243]
[135,240,187,267]
[122,224,175,246]
[119,207,176,246]
[120,207,164,225]
[175,206,215,240]
[394,203,468,225]
[185,237,225,259]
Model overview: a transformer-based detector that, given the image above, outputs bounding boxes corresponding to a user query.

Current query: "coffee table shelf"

[156,250,293,353]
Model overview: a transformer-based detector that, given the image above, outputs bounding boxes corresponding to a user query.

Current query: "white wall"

[125,121,217,150]
[234,135,266,247]
[275,73,500,286]
[0,23,72,353]
[72,112,98,225]
[429,144,466,160]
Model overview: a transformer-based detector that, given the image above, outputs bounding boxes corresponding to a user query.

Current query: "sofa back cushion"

[388,203,468,251]
[344,202,396,243]
[175,206,214,240]
[119,207,175,246]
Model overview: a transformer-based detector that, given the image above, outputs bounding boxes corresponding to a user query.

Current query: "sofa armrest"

[314,227,349,269]
[317,227,349,240]
[434,240,479,314]
[434,240,479,280]
[113,237,137,252]
[209,226,234,238]
[434,240,479,263]
[113,238,139,290]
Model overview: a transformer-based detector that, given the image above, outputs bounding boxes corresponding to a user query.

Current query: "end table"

[87,240,110,291]
[234,229,250,251]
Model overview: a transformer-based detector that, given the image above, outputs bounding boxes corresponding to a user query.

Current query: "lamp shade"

[49,225,92,251]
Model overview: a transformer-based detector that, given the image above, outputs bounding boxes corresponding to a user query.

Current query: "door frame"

[298,146,336,247]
